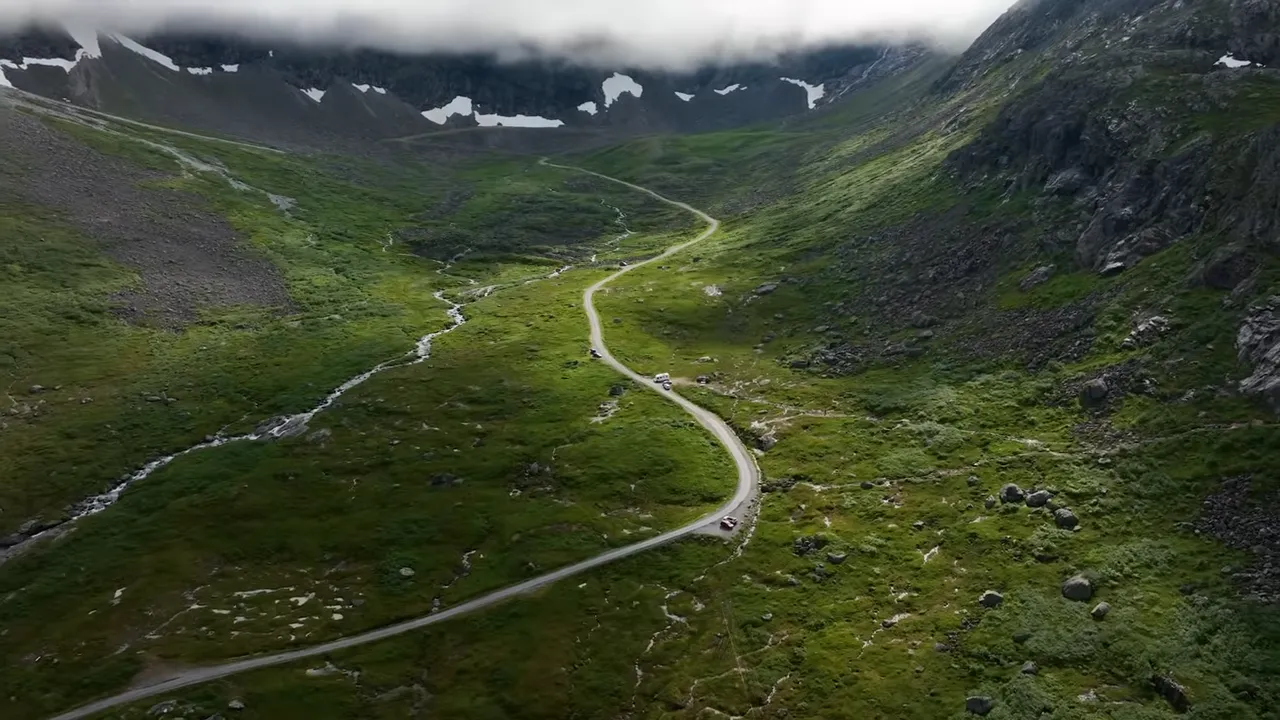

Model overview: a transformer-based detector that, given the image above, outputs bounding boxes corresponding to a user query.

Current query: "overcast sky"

[1,1,1019,68]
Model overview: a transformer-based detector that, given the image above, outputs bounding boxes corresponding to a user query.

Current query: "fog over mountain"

[0,0,1018,68]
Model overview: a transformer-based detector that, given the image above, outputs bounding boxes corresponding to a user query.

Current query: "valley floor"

[6,24,1280,717]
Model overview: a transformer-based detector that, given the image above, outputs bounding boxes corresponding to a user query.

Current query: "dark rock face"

[1152,674,1191,712]
[1238,297,1280,410]
[979,590,1005,608]
[1193,244,1257,291]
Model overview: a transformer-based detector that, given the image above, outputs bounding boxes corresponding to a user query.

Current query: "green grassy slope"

[0,109,736,719]
[91,6,1280,720]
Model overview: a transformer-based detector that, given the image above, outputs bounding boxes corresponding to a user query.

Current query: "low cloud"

[1,0,1019,68]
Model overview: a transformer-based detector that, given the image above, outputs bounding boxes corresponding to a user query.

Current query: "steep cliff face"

[946,0,1280,280]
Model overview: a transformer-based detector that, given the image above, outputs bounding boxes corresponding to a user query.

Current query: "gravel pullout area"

[0,101,291,328]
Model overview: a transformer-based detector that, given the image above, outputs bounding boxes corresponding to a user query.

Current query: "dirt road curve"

[47,159,759,720]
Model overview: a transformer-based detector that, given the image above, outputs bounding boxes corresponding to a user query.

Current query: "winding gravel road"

[47,161,758,720]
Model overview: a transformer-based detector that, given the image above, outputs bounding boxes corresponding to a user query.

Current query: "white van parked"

[653,372,670,383]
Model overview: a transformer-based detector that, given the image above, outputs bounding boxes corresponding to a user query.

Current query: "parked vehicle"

[720,516,739,531]
[653,372,670,383]
[662,382,673,391]
[590,348,603,359]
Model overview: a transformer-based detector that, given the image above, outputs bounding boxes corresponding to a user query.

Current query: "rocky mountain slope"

[0,25,925,146]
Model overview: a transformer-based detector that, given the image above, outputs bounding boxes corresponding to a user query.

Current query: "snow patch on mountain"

[221,64,240,73]
[0,68,11,88]
[353,83,388,94]
[422,95,474,124]
[301,88,326,103]
[781,77,825,109]
[602,73,643,107]
[578,101,598,115]
[110,34,179,72]
[474,113,564,128]
[187,67,213,75]
[66,27,102,59]
[1,57,77,72]
[714,84,744,95]
[1217,53,1254,69]
[675,91,694,102]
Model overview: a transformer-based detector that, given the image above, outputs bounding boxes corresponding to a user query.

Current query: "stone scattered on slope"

[1019,265,1055,291]
[827,552,848,565]
[793,535,828,556]
[1121,315,1170,349]
[1091,601,1111,620]
[1196,475,1280,602]
[754,283,778,296]
[1026,490,1053,508]
[1152,675,1191,712]
[965,696,995,716]
[979,590,1004,608]
[1054,507,1080,530]
[999,483,1024,504]
[1020,661,1039,675]
[147,700,178,716]
[1062,574,1093,602]
[398,567,416,578]
[985,496,998,509]
[1080,378,1110,407]
[228,699,246,711]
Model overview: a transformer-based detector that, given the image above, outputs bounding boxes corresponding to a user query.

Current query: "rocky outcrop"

[1238,297,1280,410]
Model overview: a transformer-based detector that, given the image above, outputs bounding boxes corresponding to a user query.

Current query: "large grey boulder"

[1026,490,1053,508]
[1062,574,1093,602]
[999,483,1025,504]
[978,590,1004,608]
[1054,507,1080,530]
[1080,379,1109,408]
[1238,297,1280,410]
[965,696,995,716]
